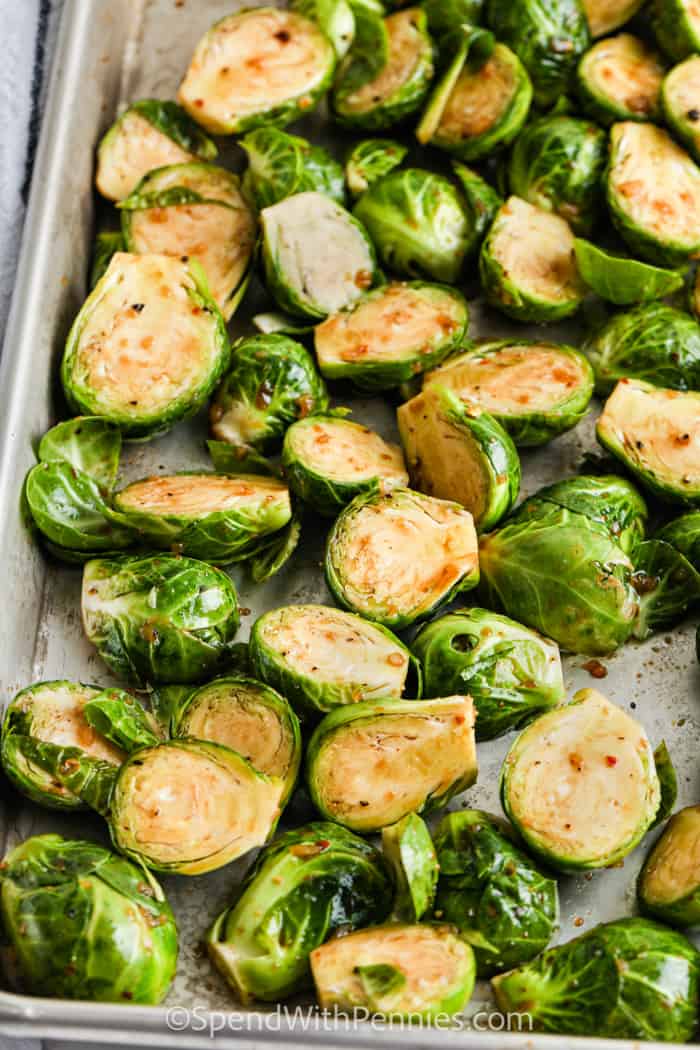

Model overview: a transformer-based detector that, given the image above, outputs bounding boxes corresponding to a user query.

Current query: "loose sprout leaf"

[657,511,700,571]
[206,440,279,478]
[381,812,439,921]
[249,511,303,584]
[355,962,407,1004]
[333,0,389,103]
[83,689,162,752]
[451,162,503,255]
[345,138,408,197]
[633,540,700,640]
[574,239,684,306]
[38,417,123,488]
[652,740,678,828]
[292,0,356,58]
[252,312,318,335]
[8,735,118,816]
[90,231,126,289]
[147,683,196,737]
[130,99,218,159]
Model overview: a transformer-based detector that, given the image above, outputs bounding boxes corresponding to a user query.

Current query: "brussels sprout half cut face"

[577,34,665,126]
[582,0,645,37]
[423,341,593,448]
[62,253,229,439]
[597,379,700,504]
[261,192,378,320]
[501,689,661,872]
[662,56,700,164]
[606,122,700,266]
[639,806,700,927]
[326,488,479,628]
[314,282,468,392]
[310,924,476,1020]
[652,0,700,62]
[282,416,408,516]
[306,696,477,832]
[249,604,419,718]
[177,8,336,135]
[479,198,585,323]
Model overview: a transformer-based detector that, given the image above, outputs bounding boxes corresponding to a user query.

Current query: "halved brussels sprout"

[501,689,661,871]
[207,822,391,1002]
[423,341,593,448]
[480,197,585,323]
[326,488,479,628]
[353,168,471,283]
[451,162,503,256]
[292,0,355,58]
[597,379,700,504]
[574,239,684,305]
[412,608,564,740]
[525,473,648,555]
[333,7,434,129]
[261,192,378,320]
[382,813,438,922]
[310,924,476,1020]
[433,810,559,975]
[417,43,531,162]
[62,253,230,440]
[662,56,700,163]
[314,281,469,391]
[485,0,590,107]
[119,163,255,322]
[95,99,217,202]
[82,554,240,684]
[492,917,700,1041]
[652,0,700,62]
[398,385,520,531]
[577,34,665,125]
[633,539,700,638]
[241,126,345,210]
[657,510,700,569]
[282,416,407,515]
[0,835,177,1003]
[306,696,477,832]
[582,0,645,37]
[249,604,419,718]
[345,139,408,197]
[113,472,292,564]
[507,116,606,236]
[607,122,700,266]
[178,8,336,135]
[639,806,700,927]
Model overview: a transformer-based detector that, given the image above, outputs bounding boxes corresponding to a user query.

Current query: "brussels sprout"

[417,43,531,162]
[333,7,434,129]
[574,239,684,306]
[261,192,378,320]
[492,917,700,1041]
[657,510,700,569]
[241,127,345,210]
[423,0,485,44]
[345,139,408,196]
[480,198,585,323]
[525,473,648,555]
[451,163,503,255]
[311,924,476,1019]
[607,122,700,266]
[38,416,123,486]
[652,0,700,62]
[412,609,564,740]
[178,8,336,135]
[433,810,559,975]
[81,554,240,684]
[353,168,471,283]
[479,503,639,654]
[90,230,125,289]
[654,740,679,829]
[0,835,177,1002]
[306,696,477,832]
[282,416,407,515]
[95,99,217,202]
[632,539,700,638]
[326,488,479,628]
[207,822,391,1002]
[501,689,662,871]
[119,163,256,322]
[249,604,420,718]
[639,806,700,927]
[581,0,644,37]
[507,116,606,236]
[485,0,590,107]
[597,379,700,504]
[577,34,665,125]
[381,813,438,921]
[662,56,700,164]
[314,282,469,391]
[398,385,520,531]
[62,253,230,440]
[292,0,355,58]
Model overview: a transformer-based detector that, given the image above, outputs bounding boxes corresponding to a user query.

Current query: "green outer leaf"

[381,812,438,921]
[130,99,217,159]
[632,540,700,639]
[332,0,389,103]
[662,57,700,164]
[90,231,126,289]
[249,510,303,584]
[657,511,700,570]
[241,127,345,210]
[345,139,408,197]
[575,239,684,305]
[638,806,700,926]
[252,311,318,335]
[292,0,355,57]
[207,441,279,478]
[451,163,503,257]
[576,36,665,126]
[83,689,162,752]
[423,0,485,44]
[146,684,196,737]
[3,735,118,816]
[652,741,678,828]
[38,416,123,487]
[652,0,700,61]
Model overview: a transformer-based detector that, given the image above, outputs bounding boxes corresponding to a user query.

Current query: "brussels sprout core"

[639,806,700,926]
[582,0,645,38]
[578,34,665,124]
[662,56,700,163]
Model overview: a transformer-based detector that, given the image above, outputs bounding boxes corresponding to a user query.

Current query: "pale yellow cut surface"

[116,473,289,519]
[489,198,584,303]
[343,8,428,113]
[436,44,517,141]
[641,806,700,905]
[287,418,407,486]
[96,111,194,201]
[581,34,664,116]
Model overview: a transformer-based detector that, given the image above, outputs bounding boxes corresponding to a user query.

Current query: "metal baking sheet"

[0,1,698,1046]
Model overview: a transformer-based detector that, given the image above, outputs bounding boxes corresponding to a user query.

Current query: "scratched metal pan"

[0,1,698,1047]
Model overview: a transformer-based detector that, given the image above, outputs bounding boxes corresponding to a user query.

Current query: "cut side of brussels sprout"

[382,813,438,922]
[326,488,479,628]
[423,341,593,448]
[527,474,648,556]
[607,122,700,265]
[110,740,283,875]
[582,0,645,38]
[261,192,377,320]
[345,138,408,196]
[639,806,700,926]
[662,56,700,163]
[577,35,665,126]
[62,253,229,439]
[249,604,418,718]
[310,924,476,1019]
[282,417,408,515]
[178,8,336,135]
[597,379,700,504]
[314,282,468,391]
[480,197,584,323]
[574,239,684,306]
[398,385,520,531]
[652,0,700,62]
[501,689,661,871]
[306,696,477,831]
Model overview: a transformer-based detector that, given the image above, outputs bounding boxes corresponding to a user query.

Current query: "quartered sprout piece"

[639,806,700,927]
[574,240,684,306]
[525,474,648,556]
[345,138,408,196]
[381,812,438,922]
[662,56,700,164]
[577,34,665,126]
[652,0,700,62]
[582,0,645,37]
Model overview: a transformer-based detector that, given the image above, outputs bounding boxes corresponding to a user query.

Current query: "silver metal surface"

[0,1,699,1046]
